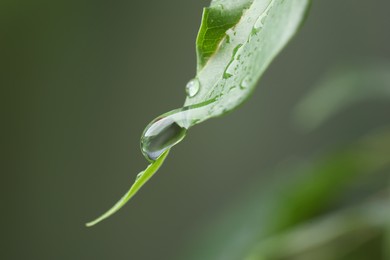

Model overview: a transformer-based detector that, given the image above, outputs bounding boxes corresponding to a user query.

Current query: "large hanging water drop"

[141,116,187,162]
[185,78,200,97]
[140,98,217,162]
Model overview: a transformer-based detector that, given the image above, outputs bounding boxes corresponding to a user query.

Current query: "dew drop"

[254,16,264,30]
[253,2,273,31]
[240,76,252,89]
[185,78,200,97]
[225,28,237,44]
[140,99,218,162]
[223,44,243,79]
[135,172,143,181]
[141,116,187,162]
[223,68,233,79]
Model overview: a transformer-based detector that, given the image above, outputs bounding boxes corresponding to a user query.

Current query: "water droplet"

[226,35,231,44]
[185,78,200,97]
[225,28,235,44]
[135,172,143,181]
[141,116,187,162]
[140,98,217,162]
[233,44,243,57]
[223,68,233,79]
[216,4,224,10]
[253,2,273,31]
[240,76,252,89]
[223,44,243,79]
[254,16,264,30]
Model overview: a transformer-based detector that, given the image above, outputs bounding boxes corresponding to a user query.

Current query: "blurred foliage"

[183,64,390,260]
[293,63,390,130]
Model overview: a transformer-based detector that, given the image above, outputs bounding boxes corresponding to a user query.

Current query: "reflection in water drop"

[186,78,200,97]
[140,98,217,162]
[141,117,187,162]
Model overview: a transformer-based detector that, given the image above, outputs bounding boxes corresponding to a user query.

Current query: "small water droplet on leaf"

[240,76,252,89]
[186,78,200,97]
[223,44,243,79]
[254,16,264,30]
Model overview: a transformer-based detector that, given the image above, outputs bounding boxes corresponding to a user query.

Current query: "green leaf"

[88,0,311,226]
[196,0,253,71]
[145,0,311,164]
[86,150,169,227]
[186,0,311,123]
[293,63,390,130]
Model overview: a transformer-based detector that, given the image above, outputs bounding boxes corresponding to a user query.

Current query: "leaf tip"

[85,215,106,227]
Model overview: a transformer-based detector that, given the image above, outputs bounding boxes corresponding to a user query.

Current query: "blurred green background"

[2,0,390,259]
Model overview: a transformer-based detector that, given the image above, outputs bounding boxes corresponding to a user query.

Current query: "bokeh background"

[2,0,390,259]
